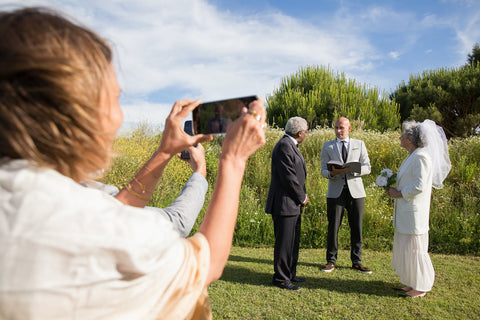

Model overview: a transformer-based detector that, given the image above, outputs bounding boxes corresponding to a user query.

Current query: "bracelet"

[125,183,150,201]
[143,165,161,179]
[132,176,149,194]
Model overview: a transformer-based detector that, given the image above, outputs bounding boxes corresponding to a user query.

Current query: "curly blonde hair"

[0,7,113,181]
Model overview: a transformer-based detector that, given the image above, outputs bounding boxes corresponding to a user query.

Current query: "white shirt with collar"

[285,133,298,147]
[336,136,350,161]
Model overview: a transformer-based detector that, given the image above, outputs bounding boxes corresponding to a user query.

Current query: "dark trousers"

[272,214,301,283]
[326,187,365,265]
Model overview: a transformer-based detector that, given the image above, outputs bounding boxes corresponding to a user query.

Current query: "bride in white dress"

[386,120,451,298]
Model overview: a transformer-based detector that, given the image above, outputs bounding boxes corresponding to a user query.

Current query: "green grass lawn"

[209,247,480,319]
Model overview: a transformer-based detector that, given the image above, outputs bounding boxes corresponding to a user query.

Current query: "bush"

[266,65,400,131]
[390,64,480,138]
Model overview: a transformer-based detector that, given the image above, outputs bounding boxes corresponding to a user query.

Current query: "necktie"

[342,141,347,163]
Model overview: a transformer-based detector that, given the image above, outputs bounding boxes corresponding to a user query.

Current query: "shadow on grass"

[228,253,321,269]
[224,255,394,296]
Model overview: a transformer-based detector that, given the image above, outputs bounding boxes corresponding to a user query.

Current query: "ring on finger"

[248,109,261,122]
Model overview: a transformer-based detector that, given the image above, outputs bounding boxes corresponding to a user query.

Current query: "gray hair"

[285,117,308,136]
[402,120,425,148]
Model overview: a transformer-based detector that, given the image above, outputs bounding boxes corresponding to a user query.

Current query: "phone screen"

[192,95,257,134]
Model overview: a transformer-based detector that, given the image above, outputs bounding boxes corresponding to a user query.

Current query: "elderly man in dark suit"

[266,117,309,291]
[320,117,372,274]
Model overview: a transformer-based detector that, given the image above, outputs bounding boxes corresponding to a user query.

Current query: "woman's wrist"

[195,163,207,177]
[137,150,171,181]
[152,149,174,161]
[147,150,172,170]
[219,153,247,172]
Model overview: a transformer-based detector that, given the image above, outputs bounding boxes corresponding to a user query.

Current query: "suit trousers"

[326,187,365,264]
[272,214,301,283]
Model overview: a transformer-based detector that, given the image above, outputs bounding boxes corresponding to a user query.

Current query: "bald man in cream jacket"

[320,117,371,274]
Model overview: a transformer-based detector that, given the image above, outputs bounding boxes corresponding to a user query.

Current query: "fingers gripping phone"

[180,95,258,159]
[180,120,194,159]
[192,95,258,135]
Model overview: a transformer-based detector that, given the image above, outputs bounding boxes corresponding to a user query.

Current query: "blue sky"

[2,0,480,130]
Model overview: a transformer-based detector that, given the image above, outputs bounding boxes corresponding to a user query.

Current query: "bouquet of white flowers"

[375,169,396,190]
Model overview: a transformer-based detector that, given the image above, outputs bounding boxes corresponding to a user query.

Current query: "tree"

[266,65,400,131]
[467,42,480,66]
[390,64,480,137]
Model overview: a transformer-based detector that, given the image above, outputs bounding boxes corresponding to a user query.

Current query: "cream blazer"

[320,138,371,199]
[393,148,433,235]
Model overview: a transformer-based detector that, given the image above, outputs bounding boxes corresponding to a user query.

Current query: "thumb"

[192,134,213,145]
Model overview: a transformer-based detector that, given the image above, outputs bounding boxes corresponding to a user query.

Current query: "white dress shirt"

[336,137,350,161]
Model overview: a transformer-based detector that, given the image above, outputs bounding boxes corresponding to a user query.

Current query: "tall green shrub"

[390,64,480,138]
[266,65,400,131]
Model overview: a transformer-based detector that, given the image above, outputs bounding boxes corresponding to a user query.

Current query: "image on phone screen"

[192,95,257,135]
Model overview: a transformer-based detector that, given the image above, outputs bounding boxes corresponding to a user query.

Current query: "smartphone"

[192,95,258,135]
[180,120,194,159]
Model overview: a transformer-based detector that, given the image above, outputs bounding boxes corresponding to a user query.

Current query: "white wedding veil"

[419,119,451,189]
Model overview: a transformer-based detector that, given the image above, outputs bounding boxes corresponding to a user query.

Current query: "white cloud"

[104,3,372,96]
[0,0,382,126]
[57,0,378,125]
[454,11,480,64]
[389,51,401,59]
[2,0,479,127]
[121,101,172,127]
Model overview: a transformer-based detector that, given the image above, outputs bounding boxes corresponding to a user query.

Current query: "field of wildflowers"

[104,124,480,255]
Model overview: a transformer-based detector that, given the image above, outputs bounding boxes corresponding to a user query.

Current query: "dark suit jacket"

[265,135,307,216]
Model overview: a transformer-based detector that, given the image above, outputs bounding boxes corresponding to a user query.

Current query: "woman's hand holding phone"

[221,98,266,163]
[158,99,212,158]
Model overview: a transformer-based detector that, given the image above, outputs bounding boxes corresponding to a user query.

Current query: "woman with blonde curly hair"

[0,7,266,319]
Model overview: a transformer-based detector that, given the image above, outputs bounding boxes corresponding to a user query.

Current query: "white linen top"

[0,160,211,320]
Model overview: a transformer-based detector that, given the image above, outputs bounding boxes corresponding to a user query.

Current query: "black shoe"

[272,281,301,290]
[291,277,306,283]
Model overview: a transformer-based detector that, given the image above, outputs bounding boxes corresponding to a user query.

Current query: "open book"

[327,160,361,174]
